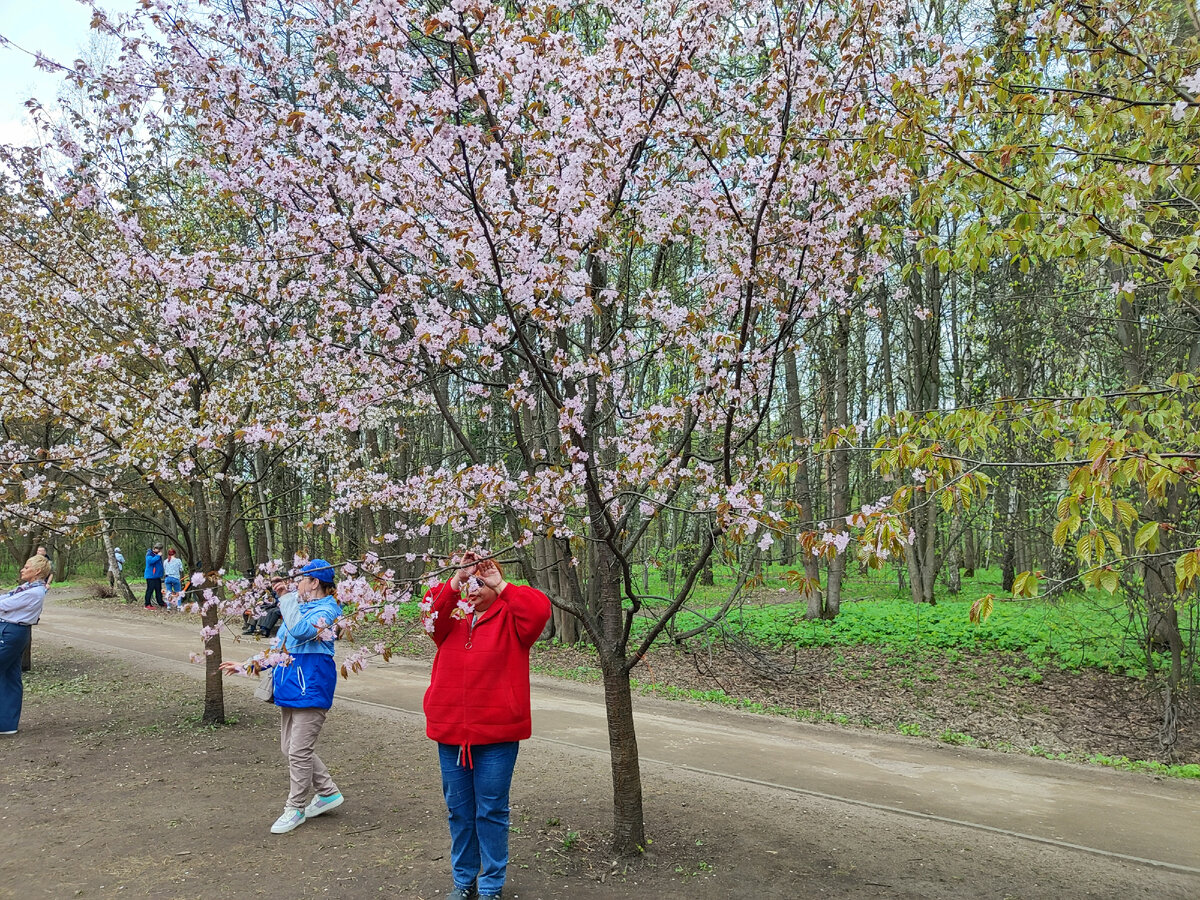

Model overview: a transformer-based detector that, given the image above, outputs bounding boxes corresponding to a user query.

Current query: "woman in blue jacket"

[221,559,345,834]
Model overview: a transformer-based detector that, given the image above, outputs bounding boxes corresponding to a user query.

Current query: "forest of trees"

[2,0,1199,852]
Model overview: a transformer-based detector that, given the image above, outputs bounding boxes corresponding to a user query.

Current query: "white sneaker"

[270,808,305,834]
[304,792,344,818]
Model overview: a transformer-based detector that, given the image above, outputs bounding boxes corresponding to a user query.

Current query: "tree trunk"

[902,228,942,605]
[601,659,645,856]
[99,511,136,604]
[280,467,298,565]
[589,470,646,854]
[997,480,1016,593]
[945,498,962,595]
[1142,485,1186,694]
[784,349,823,616]
[231,492,254,579]
[192,482,226,726]
[252,450,276,561]
[52,540,69,583]
[825,310,851,619]
[1112,282,1186,699]
[551,539,583,645]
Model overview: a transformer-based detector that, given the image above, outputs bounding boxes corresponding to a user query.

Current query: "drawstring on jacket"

[456,743,474,769]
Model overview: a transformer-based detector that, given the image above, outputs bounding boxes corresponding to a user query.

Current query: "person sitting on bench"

[243,577,290,636]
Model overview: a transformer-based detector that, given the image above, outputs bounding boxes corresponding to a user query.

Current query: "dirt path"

[3,594,1199,898]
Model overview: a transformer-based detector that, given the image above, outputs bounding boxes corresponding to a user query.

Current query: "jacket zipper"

[465,607,496,650]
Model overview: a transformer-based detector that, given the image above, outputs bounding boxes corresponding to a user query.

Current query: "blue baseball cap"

[299,558,335,584]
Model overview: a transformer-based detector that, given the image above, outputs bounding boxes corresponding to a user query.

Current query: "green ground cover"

[677,596,1167,676]
[338,562,1196,679]
[634,565,1195,679]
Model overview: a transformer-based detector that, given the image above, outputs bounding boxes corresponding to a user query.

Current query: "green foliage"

[938,730,976,746]
[658,567,1190,678]
[1086,755,1200,780]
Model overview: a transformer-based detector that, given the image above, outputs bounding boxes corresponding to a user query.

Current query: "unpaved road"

[31,595,1200,878]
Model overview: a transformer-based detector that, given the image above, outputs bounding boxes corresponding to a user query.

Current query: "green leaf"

[1134,521,1160,553]
[969,593,994,625]
[1012,570,1039,598]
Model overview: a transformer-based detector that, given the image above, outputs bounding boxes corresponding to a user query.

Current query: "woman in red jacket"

[422,553,551,900]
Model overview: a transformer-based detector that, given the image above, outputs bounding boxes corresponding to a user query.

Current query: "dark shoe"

[480,894,502,900]
[446,888,477,900]
[242,626,255,634]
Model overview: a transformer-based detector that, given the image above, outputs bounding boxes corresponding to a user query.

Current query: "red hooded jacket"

[423,580,551,747]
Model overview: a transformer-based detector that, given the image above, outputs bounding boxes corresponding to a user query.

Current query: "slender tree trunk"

[280,467,298,565]
[784,349,823,616]
[552,540,583,645]
[594,535,644,855]
[252,450,275,561]
[231,492,254,579]
[946,498,962,595]
[1143,487,1185,694]
[1113,284,1186,696]
[51,540,68,583]
[963,523,976,577]
[999,482,1016,594]
[99,511,136,604]
[700,537,715,586]
[825,311,851,619]
[903,233,942,605]
[602,658,645,855]
[192,482,226,726]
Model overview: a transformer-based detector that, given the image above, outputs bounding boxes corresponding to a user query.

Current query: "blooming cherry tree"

[4,0,942,853]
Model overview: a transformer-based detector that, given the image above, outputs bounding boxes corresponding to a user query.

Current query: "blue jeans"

[0,621,33,731]
[438,741,519,896]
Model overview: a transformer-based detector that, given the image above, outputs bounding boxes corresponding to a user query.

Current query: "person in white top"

[162,549,186,609]
[0,555,51,734]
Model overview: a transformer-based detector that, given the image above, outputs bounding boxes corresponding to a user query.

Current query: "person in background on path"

[421,553,552,900]
[110,547,126,588]
[219,559,345,834]
[243,576,288,637]
[0,555,52,735]
[35,545,54,587]
[162,549,185,609]
[144,544,166,609]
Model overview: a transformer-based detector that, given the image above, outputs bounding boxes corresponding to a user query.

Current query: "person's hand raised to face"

[450,552,478,591]
[474,558,507,595]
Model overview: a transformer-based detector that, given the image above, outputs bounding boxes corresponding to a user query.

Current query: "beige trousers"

[279,707,338,809]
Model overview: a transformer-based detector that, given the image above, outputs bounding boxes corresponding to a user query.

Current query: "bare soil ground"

[547,640,1200,766]
[64,587,1198,767]
[335,584,1199,767]
[4,643,1199,900]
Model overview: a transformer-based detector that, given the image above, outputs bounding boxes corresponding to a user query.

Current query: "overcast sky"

[0,0,138,146]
